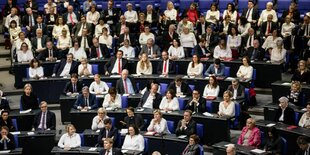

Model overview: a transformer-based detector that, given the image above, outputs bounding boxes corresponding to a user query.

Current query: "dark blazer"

[77,36,93,48]
[274,107,295,125]
[242,34,260,48]
[89,44,110,58]
[284,35,302,51]
[22,14,38,27]
[205,63,225,76]
[139,44,161,57]
[118,33,136,46]
[196,21,211,36]
[296,146,310,155]
[144,11,158,26]
[175,119,196,136]
[63,81,84,94]
[201,32,219,51]
[115,22,129,37]
[156,60,176,74]
[0,99,10,111]
[123,114,145,130]
[168,82,193,96]
[282,10,300,24]
[21,92,39,110]
[0,117,15,132]
[244,47,265,60]
[97,126,119,146]
[45,14,58,26]
[31,23,48,36]
[0,133,15,150]
[73,22,92,36]
[227,84,245,99]
[74,94,98,109]
[182,144,200,155]
[291,70,310,84]
[23,2,39,12]
[33,110,56,130]
[194,44,210,58]
[162,31,179,50]
[31,35,48,52]
[241,8,259,22]
[99,148,123,155]
[37,47,59,61]
[218,22,233,35]
[115,77,138,94]
[138,91,162,109]
[185,97,207,113]
[62,12,80,25]
[101,8,119,25]
[260,21,278,36]
[264,137,282,155]
[52,59,78,77]
[104,58,128,74]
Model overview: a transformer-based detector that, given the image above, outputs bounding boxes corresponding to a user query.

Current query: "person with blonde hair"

[91,108,109,130]
[77,58,92,76]
[218,90,235,117]
[237,118,261,148]
[136,53,152,75]
[89,74,109,95]
[270,39,286,63]
[164,1,177,21]
[58,124,81,148]
[147,110,170,134]
[291,60,310,84]
[21,83,39,110]
[287,81,304,106]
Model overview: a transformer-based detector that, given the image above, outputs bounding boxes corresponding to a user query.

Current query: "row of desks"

[15,58,283,88]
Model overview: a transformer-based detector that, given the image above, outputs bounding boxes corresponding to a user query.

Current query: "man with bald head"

[31,28,48,56]
[101,0,119,35]
[139,38,161,58]
[242,27,259,50]
[260,14,278,38]
[63,5,79,31]
[226,144,236,155]
[22,7,37,38]
[244,39,265,61]
[116,69,138,94]
[115,15,129,38]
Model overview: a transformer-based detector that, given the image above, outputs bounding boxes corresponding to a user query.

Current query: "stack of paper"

[203,112,214,117]
[20,109,32,114]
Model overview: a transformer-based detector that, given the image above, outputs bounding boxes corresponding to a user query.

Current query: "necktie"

[39,24,41,29]
[42,112,46,129]
[85,98,88,107]
[249,36,252,47]
[97,48,100,58]
[84,37,87,48]
[267,22,271,34]
[148,48,151,55]
[3,139,7,150]
[105,150,110,155]
[49,50,53,58]
[246,8,251,19]
[70,13,74,25]
[73,84,76,92]
[29,16,32,27]
[163,60,167,73]
[118,59,121,74]
[124,79,128,94]
[251,49,256,60]
[106,129,109,138]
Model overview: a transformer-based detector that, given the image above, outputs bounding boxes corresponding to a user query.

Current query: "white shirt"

[203,85,220,97]
[168,46,185,59]
[279,109,285,121]
[298,112,310,128]
[237,65,253,79]
[139,33,155,46]
[176,85,181,94]
[136,61,152,75]
[14,38,32,52]
[78,63,92,76]
[147,118,170,134]
[60,62,72,77]
[86,11,100,25]
[52,25,70,39]
[180,32,197,48]
[227,35,241,48]
[98,35,113,49]
[270,47,287,63]
[91,115,109,130]
[213,45,232,58]
[58,133,81,148]
[218,101,235,117]
[258,9,278,25]
[111,58,122,74]
[5,14,20,29]
[146,13,153,23]
[246,35,254,48]
[245,8,253,22]
[187,62,203,76]
[89,81,109,95]
[223,10,238,24]
[80,36,90,49]
[159,97,179,111]
[66,12,78,24]
[281,22,295,37]
[142,93,155,108]
[124,10,138,23]
[102,94,122,108]
[17,50,34,62]
[29,66,44,78]
[262,36,282,50]
[205,10,220,24]
[37,37,43,50]
[238,23,251,37]
[69,47,87,61]
[44,3,57,14]
[119,46,135,58]
[177,21,194,35]
[164,9,177,20]
[122,134,145,151]
[94,24,110,38]
[57,36,72,49]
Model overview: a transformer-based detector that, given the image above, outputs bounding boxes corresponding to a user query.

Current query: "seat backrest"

[144,138,149,153]
[166,120,175,134]
[26,68,30,78]
[196,123,204,140]
[295,112,300,125]
[110,117,115,126]
[235,103,240,117]
[189,84,195,91]
[121,96,128,108]
[160,83,168,95]
[13,134,19,148]
[206,100,213,113]
[280,137,288,155]
[79,133,84,146]
[12,119,18,131]
[244,88,250,104]
[178,98,186,110]
[91,64,99,75]
[198,145,204,155]
[199,0,213,13]
[224,67,230,77]
[252,69,256,80]
[106,82,112,88]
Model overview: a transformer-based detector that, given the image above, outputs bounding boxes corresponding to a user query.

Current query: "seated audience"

[147,109,170,134]
[89,74,109,95]
[52,53,78,77]
[119,39,135,59]
[218,90,235,117]
[296,136,310,155]
[0,111,15,132]
[90,38,110,59]
[260,14,278,38]
[177,15,194,35]
[139,38,160,59]
[270,40,286,63]
[136,53,153,75]
[140,80,161,95]
[205,59,225,77]
[139,26,155,47]
[29,58,44,79]
[237,118,261,148]
[203,76,220,98]
[58,124,81,148]
[32,101,56,130]
[213,39,232,59]
[185,90,207,113]
[202,26,219,53]
[91,108,109,131]
[194,38,210,58]
[21,83,39,110]
[180,27,197,57]
[205,3,220,24]
[0,126,15,150]
[157,51,176,75]
[122,125,145,152]
[168,39,185,60]
[116,69,138,94]
[244,39,265,61]
[298,103,310,128]
[164,1,177,22]
[121,107,144,130]
[176,110,196,136]
[98,27,113,50]
[63,74,83,95]
[94,18,110,38]
[17,42,34,62]
[52,17,70,40]
[227,78,245,100]
[99,138,122,155]
[226,144,236,155]
[236,56,253,80]
[0,96,10,111]
[223,3,237,25]
[227,26,241,59]
[258,2,278,26]
[74,86,98,110]
[159,89,180,111]
[97,118,119,147]
[37,41,59,61]
[262,30,282,55]
[104,50,128,75]
[187,54,203,76]
[68,42,87,61]
[78,58,92,76]
[291,60,310,84]
[102,87,121,109]
[138,84,162,109]
[56,28,72,57]
[168,76,192,96]
[182,134,200,155]
[264,127,282,154]
[274,97,295,125]
[287,81,304,107]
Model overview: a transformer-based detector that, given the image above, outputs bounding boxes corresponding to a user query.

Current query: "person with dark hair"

[157,51,176,75]
[101,0,119,35]
[52,53,78,77]
[159,89,179,111]
[223,3,237,25]
[168,39,185,60]
[0,126,15,150]
[296,136,310,155]
[201,26,219,53]
[8,20,21,44]
[0,111,15,132]
[264,127,282,155]
[104,50,128,75]
[32,101,56,130]
[203,76,220,98]
[194,38,211,58]
[227,26,241,59]
[86,4,100,25]
[187,54,203,76]
[185,90,207,113]
[98,118,119,147]
[227,78,245,100]
[74,86,98,110]
[238,16,251,37]
[29,58,44,79]
[122,107,144,130]
[63,73,83,95]
[102,87,121,109]
[196,15,210,37]
[176,110,196,136]
[0,96,10,111]
[73,15,92,37]
[69,42,87,61]
[99,138,123,155]
[237,56,253,79]
[122,125,144,151]
[219,15,233,37]
[17,42,34,62]
[182,134,200,155]
[168,76,192,96]
[205,3,220,25]
[138,83,162,109]
[52,17,70,40]
[281,2,300,24]
[205,58,225,77]
[214,39,232,59]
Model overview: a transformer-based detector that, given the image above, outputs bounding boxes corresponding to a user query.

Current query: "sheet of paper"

[266,123,276,127]
[27,132,35,135]
[203,112,214,117]
[0,150,10,154]
[136,108,144,112]
[178,135,187,139]
[251,149,266,154]
[10,131,21,135]
[88,147,97,151]
[121,150,128,153]
[110,75,121,78]
[120,129,128,134]
[281,82,291,86]
[20,109,32,114]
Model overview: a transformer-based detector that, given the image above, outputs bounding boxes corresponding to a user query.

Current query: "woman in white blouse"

[262,29,283,54]
[13,32,32,53]
[78,58,92,76]
[159,89,179,111]
[147,110,170,134]
[124,3,138,24]
[164,1,177,21]
[17,42,34,62]
[214,39,232,59]
[52,17,70,39]
[187,54,203,76]
[180,27,197,57]
[237,56,253,79]
[227,27,241,59]
[238,16,251,37]
[139,26,155,46]
[29,58,44,79]
[218,90,235,117]
[119,39,135,59]
[102,87,122,109]
[223,3,238,25]
[69,42,87,61]
[94,18,110,38]
[258,2,278,26]
[122,125,145,151]
[91,108,109,130]
[86,5,100,25]
[58,124,81,148]
[281,16,295,38]
[137,53,152,75]
[270,40,286,63]
[168,39,185,60]
[203,76,220,98]
[89,74,109,95]
[98,27,113,49]
[205,3,220,25]
[57,28,72,53]
[298,103,310,128]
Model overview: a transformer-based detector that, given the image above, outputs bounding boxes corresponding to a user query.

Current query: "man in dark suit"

[115,15,129,38]
[168,76,192,96]
[196,15,211,37]
[31,29,48,56]
[115,69,138,94]
[99,138,123,155]
[175,110,196,136]
[63,5,79,32]
[296,136,310,155]
[185,90,207,113]
[101,1,119,35]
[31,15,48,36]
[77,29,93,53]
[74,86,98,110]
[201,26,219,53]
[242,28,260,51]
[138,84,162,109]
[32,101,56,130]
[284,28,302,71]
[122,107,145,130]
[139,38,161,58]
[0,111,15,132]
[260,14,277,38]
[161,24,179,50]
[205,58,225,77]
[22,8,37,38]
[0,126,15,151]
[274,97,295,125]
[73,16,92,37]
[37,41,59,61]
[89,38,110,59]
[194,38,211,58]
[227,78,245,100]
[52,53,78,77]
[144,5,158,28]
[244,39,265,61]
[104,50,128,75]
[98,119,119,147]
[63,73,83,95]
[157,51,176,75]
[118,27,136,47]
[241,1,259,29]
[281,2,300,24]
[299,16,310,49]
[0,97,10,111]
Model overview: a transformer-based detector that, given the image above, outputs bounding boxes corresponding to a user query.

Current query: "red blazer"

[237,126,261,148]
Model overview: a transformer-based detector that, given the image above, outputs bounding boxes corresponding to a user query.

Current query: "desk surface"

[213,141,268,155]
[51,146,103,154]
[0,148,23,154]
